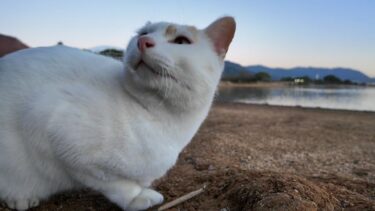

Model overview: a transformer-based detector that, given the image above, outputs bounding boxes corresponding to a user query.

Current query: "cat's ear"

[204,16,236,59]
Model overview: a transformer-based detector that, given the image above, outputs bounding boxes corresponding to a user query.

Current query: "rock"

[0,34,29,57]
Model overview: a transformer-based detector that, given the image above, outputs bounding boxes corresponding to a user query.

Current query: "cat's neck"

[121,71,214,149]
[122,70,214,115]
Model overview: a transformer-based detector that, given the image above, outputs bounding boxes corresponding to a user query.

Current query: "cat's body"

[0,17,235,210]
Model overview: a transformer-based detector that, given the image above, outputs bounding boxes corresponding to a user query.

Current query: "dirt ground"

[1,102,375,210]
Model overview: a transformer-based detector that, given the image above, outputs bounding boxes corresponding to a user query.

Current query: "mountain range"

[223,61,375,83]
[88,47,374,83]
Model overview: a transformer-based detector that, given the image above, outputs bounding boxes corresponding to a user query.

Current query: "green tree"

[343,79,354,85]
[254,72,271,82]
[300,76,312,84]
[281,77,294,81]
[99,49,123,60]
[323,75,342,84]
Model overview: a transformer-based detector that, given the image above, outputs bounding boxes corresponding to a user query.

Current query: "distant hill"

[247,65,372,83]
[222,61,373,83]
[222,61,253,81]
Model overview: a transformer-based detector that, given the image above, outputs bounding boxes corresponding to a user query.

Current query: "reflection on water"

[217,85,375,112]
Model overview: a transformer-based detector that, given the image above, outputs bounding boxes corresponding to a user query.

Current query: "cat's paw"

[5,198,40,211]
[127,188,164,211]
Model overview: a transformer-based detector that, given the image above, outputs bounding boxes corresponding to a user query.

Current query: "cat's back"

[0,46,125,124]
[0,45,123,84]
[0,46,124,105]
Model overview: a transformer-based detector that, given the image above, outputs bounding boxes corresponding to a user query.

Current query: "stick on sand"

[158,184,207,211]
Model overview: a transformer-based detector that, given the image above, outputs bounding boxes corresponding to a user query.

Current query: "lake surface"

[217,85,375,112]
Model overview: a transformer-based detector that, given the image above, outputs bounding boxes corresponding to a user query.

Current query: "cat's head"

[123,17,235,108]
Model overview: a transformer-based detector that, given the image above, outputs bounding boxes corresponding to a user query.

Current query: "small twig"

[158,184,207,211]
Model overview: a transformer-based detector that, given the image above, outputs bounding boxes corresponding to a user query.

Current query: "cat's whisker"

[162,66,171,99]
[157,65,169,105]
[163,68,171,100]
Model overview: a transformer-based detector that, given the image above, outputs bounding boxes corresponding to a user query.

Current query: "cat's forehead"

[138,21,198,38]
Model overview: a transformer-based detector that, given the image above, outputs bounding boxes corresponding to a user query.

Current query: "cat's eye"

[139,31,148,36]
[173,36,191,45]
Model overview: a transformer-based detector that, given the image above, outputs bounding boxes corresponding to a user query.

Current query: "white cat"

[0,17,235,210]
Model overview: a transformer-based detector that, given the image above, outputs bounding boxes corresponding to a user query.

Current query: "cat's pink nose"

[138,36,155,53]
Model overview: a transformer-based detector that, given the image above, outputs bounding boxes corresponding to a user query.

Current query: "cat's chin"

[135,59,178,82]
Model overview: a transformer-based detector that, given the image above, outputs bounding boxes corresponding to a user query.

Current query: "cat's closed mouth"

[136,59,178,82]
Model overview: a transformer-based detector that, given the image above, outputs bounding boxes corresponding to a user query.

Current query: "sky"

[1,0,374,76]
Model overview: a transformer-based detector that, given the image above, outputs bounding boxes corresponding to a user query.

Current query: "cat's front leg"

[99,180,163,211]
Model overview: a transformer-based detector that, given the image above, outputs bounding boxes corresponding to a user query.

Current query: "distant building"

[294,78,304,84]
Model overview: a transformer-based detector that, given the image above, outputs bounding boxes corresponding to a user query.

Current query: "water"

[217,85,375,112]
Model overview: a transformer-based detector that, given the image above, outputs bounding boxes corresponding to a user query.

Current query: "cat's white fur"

[0,17,235,210]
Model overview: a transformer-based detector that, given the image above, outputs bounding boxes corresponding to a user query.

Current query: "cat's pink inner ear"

[204,16,236,58]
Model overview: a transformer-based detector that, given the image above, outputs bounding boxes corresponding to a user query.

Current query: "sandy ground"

[1,102,375,210]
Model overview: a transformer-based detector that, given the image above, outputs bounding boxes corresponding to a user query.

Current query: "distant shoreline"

[217,82,375,113]
[219,81,288,88]
[219,81,375,88]
[214,101,375,114]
